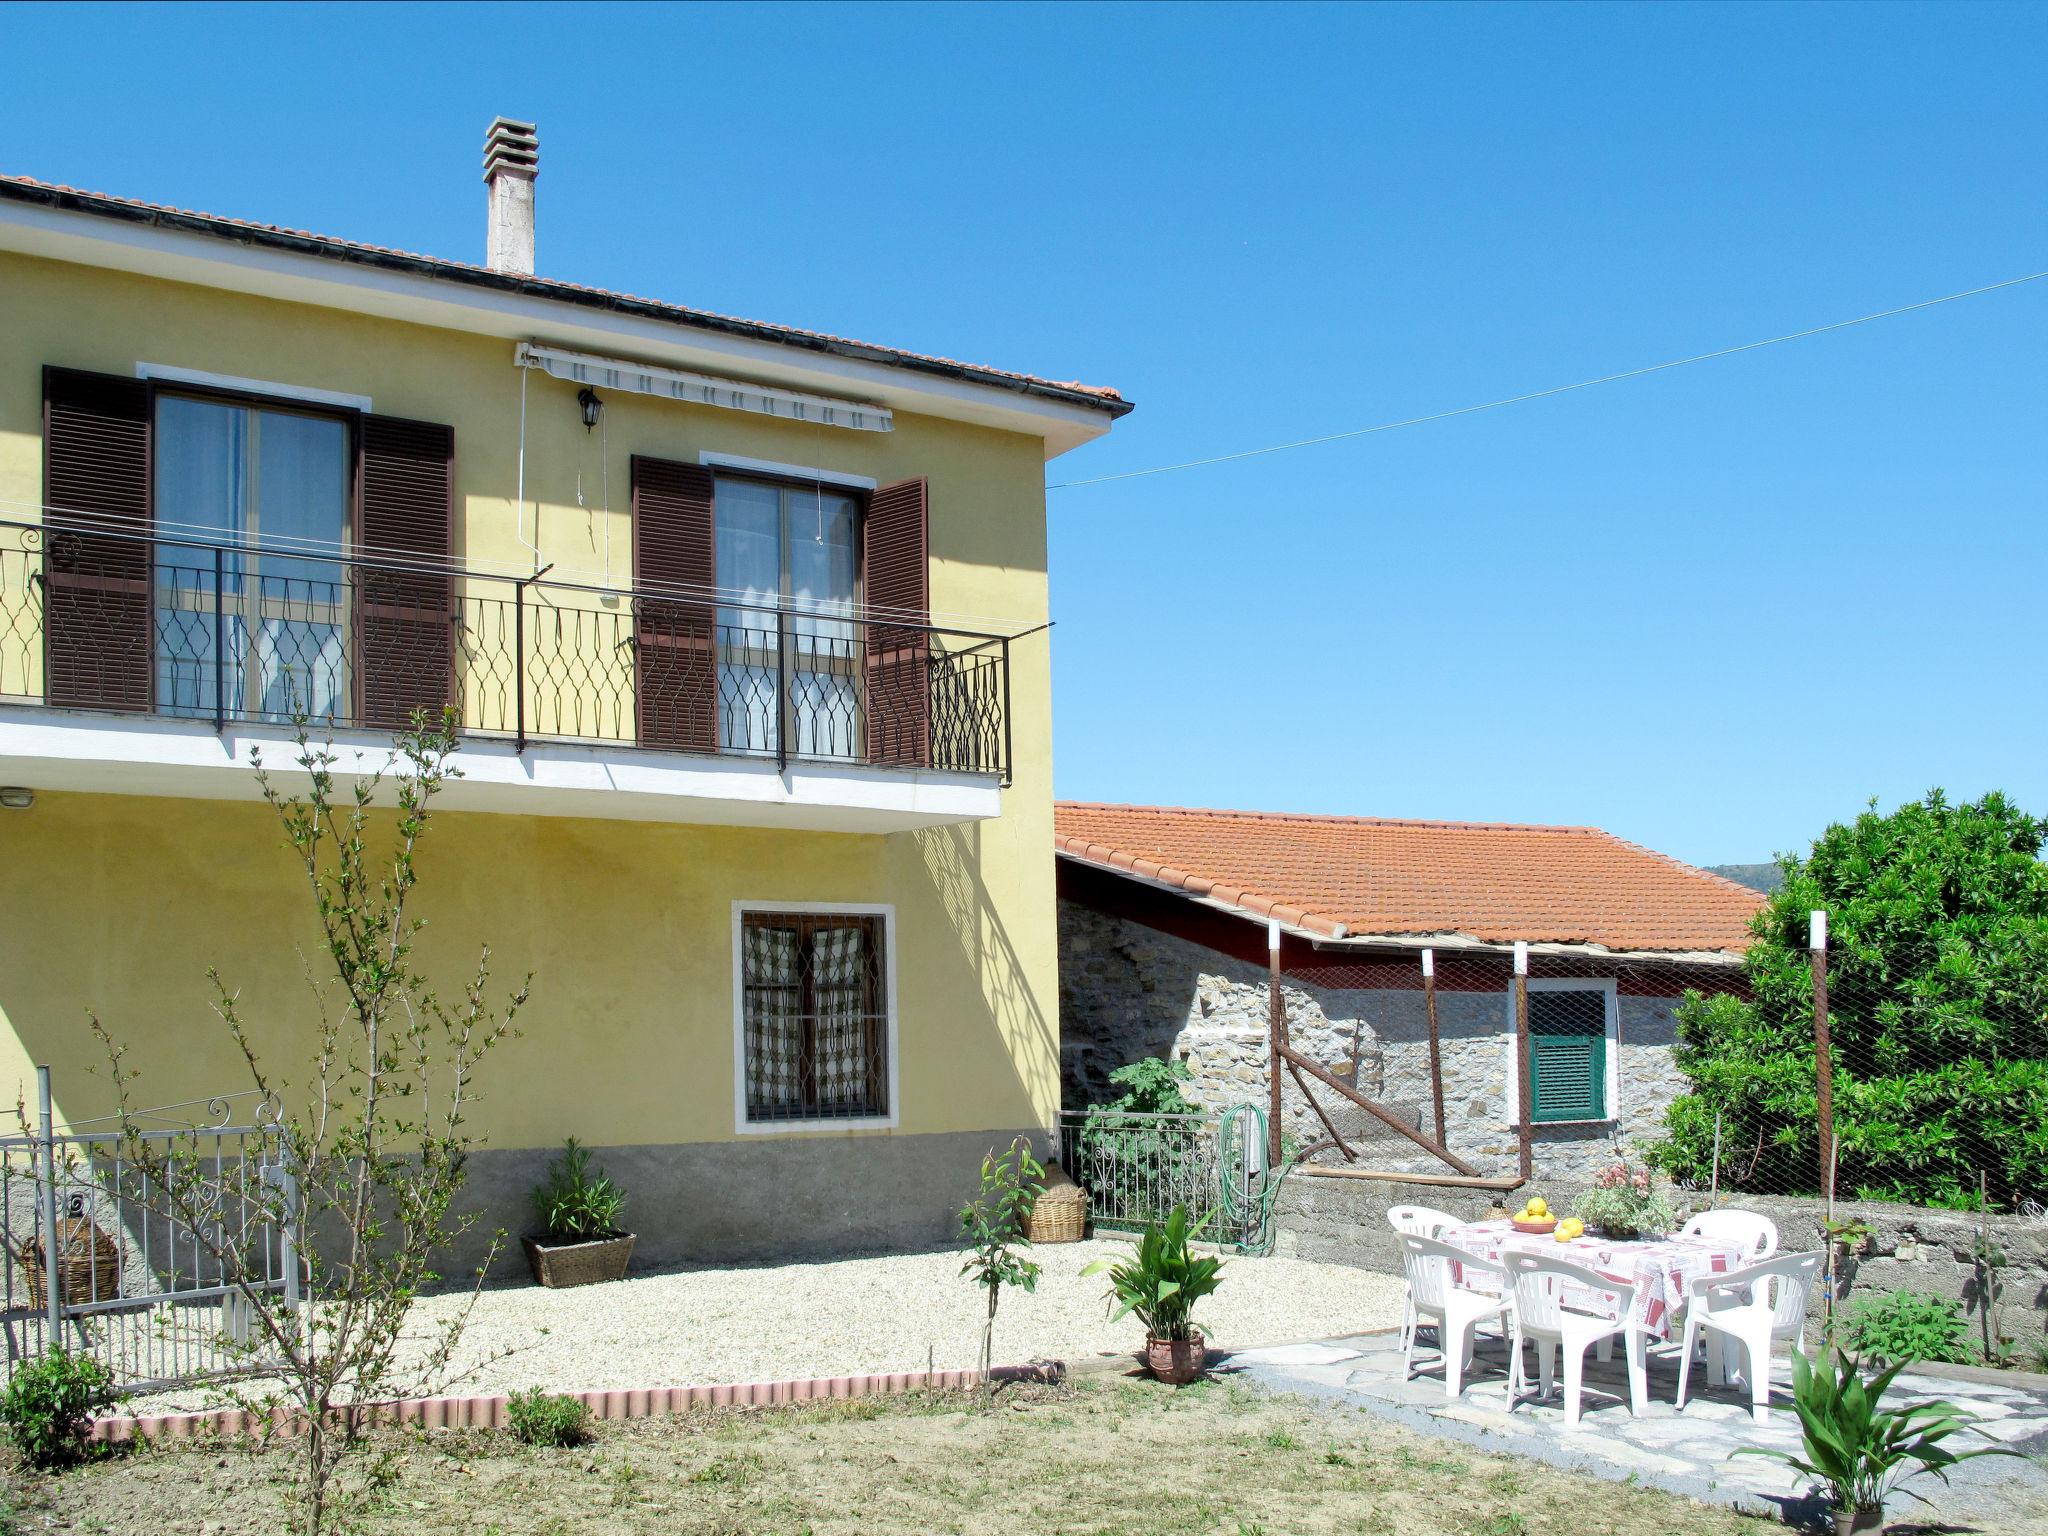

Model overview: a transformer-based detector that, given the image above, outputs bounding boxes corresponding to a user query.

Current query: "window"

[1527,987,1608,1123]
[714,476,860,759]
[736,908,892,1126]
[154,395,351,722]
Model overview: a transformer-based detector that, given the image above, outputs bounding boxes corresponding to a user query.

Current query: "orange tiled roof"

[1054,802,1764,955]
[0,174,1130,415]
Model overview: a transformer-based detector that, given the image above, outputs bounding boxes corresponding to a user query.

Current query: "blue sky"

[4,2,2043,866]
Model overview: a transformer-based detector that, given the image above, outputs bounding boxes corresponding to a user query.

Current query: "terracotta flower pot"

[1144,1329,1207,1385]
[1833,1507,1883,1536]
[522,1232,635,1288]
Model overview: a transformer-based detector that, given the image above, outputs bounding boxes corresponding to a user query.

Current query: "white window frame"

[731,900,899,1134]
[1503,977,1620,1128]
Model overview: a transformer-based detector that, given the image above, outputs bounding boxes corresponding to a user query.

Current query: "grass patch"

[21,1374,1779,1535]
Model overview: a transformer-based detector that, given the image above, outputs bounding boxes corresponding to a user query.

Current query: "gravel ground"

[134,1240,1401,1411]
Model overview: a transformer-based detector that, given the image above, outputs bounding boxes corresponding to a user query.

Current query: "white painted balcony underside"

[0,705,1001,832]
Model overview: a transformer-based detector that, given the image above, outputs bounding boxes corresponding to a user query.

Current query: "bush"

[529,1138,627,1242]
[1837,1290,1975,1366]
[0,1350,117,1469]
[505,1388,591,1448]
[1653,791,2048,1209]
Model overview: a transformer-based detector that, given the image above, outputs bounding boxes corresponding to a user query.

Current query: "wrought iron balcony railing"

[0,517,1011,781]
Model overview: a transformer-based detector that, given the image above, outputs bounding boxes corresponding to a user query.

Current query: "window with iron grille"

[739,911,889,1123]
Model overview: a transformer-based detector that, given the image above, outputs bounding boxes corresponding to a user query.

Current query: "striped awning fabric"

[514,342,893,433]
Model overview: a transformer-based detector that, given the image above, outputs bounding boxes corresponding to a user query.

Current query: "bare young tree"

[92,710,526,1535]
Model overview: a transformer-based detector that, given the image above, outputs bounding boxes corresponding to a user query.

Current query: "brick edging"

[93,1361,1066,1443]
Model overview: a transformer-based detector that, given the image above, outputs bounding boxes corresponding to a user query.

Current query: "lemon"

[1528,1197,1549,1217]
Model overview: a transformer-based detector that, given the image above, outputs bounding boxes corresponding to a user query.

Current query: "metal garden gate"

[0,1067,299,1393]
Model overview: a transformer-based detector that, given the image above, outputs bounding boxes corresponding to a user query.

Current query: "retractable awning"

[514,342,892,432]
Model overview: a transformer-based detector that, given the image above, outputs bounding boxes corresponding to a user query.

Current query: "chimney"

[483,117,538,275]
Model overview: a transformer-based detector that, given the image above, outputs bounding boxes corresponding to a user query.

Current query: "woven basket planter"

[522,1232,635,1289]
[1023,1163,1088,1244]
[19,1217,121,1310]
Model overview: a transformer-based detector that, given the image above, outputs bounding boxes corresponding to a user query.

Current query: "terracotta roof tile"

[1054,802,1764,955]
[0,173,1129,414]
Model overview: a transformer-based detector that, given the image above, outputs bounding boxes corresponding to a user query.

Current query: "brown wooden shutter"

[354,415,454,730]
[632,456,718,752]
[42,367,153,712]
[862,478,930,768]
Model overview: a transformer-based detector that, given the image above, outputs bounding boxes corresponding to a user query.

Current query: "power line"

[1046,269,2048,491]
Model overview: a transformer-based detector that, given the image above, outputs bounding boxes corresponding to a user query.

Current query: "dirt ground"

[9,1373,1776,1536]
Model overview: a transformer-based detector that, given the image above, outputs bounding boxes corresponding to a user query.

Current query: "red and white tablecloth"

[1438,1219,1747,1339]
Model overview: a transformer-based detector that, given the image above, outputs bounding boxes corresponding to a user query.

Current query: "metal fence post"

[999,637,1012,784]
[36,1065,61,1350]
[1513,942,1533,1184]
[1811,910,1835,1205]
[1422,948,1447,1147]
[774,609,790,772]
[512,578,527,752]
[211,545,226,732]
[1267,920,1285,1169]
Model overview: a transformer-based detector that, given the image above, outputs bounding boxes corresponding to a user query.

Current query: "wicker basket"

[1024,1163,1088,1243]
[18,1215,121,1310]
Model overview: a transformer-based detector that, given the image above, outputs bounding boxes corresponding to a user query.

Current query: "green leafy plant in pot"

[524,1138,634,1288]
[1082,1204,1225,1385]
[1734,1348,2021,1535]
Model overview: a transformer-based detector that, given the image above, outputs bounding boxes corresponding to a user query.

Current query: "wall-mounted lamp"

[0,787,34,810]
[576,387,604,431]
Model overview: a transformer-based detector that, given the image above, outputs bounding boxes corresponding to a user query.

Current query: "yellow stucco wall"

[0,249,1061,1146]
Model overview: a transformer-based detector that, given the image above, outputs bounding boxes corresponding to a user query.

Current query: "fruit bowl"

[1511,1216,1558,1234]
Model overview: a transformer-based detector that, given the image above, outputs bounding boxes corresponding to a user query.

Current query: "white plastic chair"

[1398,1233,1511,1401]
[1503,1250,1652,1428]
[1388,1204,1460,1350]
[1680,1208,1780,1260]
[1676,1250,1823,1424]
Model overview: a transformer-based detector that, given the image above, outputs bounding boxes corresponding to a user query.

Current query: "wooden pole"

[1422,948,1447,1148]
[1811,910,1834,1205]
[1513,942,1533,1184]
[1267,919,1285,1170]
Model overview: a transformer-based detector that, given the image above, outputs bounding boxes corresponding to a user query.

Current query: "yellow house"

[0,121,1130,1266]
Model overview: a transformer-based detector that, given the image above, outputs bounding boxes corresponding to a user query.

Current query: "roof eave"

[0,179,1132,455]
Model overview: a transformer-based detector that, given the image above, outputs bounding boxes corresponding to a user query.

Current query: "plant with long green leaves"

[1734,1347,2021,1521]
[530,1137,626,1242]
[958,1137,1044,1395]
[1083,1204,1225,1342]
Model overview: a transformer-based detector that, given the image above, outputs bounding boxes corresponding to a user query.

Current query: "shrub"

[1838,1290,1975,1366]
[1653,791,2048,1209]
[530,1138,627,1242]
[0,1350,117,1470]
[505,1388,591,1448]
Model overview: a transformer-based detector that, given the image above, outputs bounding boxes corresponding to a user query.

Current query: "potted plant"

[523,1138,634,1288]
[1083,1205,1224,1385]
[1735,1348,2021,1535]
[1573,1157,1676,1240]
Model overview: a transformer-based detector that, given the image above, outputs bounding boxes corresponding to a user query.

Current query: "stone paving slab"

[1223,1331,2048,1531]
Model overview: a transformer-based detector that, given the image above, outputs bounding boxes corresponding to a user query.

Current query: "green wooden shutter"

[1528,990,1607,1123]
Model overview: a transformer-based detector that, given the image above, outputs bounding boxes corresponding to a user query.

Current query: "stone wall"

[1277,1172,2048,1351]
[1059,900,1686,1180]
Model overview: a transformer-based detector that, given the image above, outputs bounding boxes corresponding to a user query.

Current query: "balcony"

[0,517,1011,831]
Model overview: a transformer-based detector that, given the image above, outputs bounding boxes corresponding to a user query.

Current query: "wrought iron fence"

[0,1068,297,1394]
[1056,1106,1274,1252]
[0,515,1011,779]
